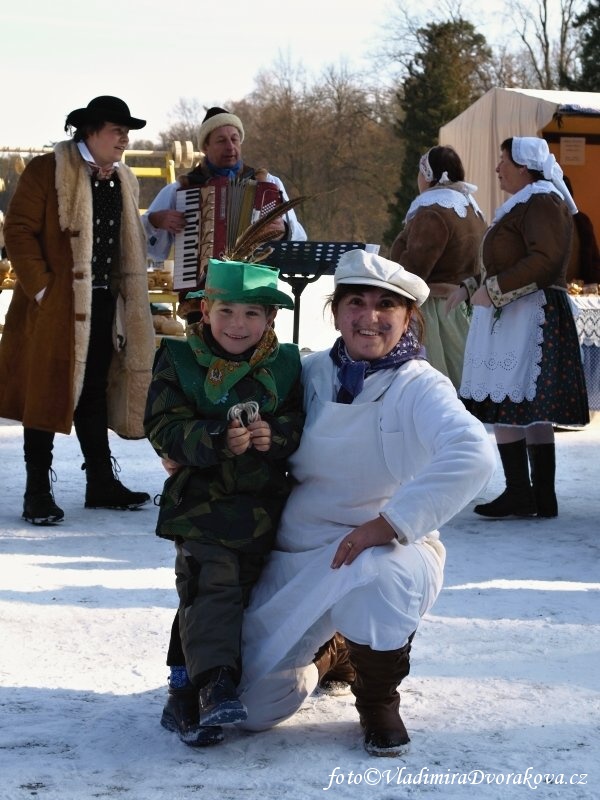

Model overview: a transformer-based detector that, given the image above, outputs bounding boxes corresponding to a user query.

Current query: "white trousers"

[239,540,444,731]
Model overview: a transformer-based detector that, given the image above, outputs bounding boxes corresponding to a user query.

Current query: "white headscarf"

[511,137,578,215]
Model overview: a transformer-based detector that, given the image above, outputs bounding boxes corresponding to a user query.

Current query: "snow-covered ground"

[1,415,599,800]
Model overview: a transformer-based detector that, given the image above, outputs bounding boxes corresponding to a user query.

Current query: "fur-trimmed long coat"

[0,140,155,437]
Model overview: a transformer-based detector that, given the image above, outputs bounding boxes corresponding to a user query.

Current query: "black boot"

[474,440,537,518]
[197,666,248,726]
[346,636,414,757]
[83,457,150,510]
[527,443,558,517]
[161,682,224,747]
[314,633,356,695]
[22,465,64,525]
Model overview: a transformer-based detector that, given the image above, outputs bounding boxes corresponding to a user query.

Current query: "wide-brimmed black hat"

[64,96,146,131]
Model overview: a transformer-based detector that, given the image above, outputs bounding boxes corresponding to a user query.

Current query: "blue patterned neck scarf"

[329,328,426,403]
[206,158,243,178]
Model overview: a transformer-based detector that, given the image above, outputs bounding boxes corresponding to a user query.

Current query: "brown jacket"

[390,193,485,287]
[0,140,154,436]
[482,191,574,308]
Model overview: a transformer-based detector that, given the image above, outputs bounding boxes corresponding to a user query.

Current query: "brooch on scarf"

[208,366,224,384]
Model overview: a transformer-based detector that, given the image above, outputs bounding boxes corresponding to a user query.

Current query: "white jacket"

[240,352,496,685]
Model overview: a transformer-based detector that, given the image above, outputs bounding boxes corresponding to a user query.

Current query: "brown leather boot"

[313,633,356,695]
[346,635,414,757]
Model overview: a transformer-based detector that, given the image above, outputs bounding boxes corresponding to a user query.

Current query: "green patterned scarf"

[186,322,280,411]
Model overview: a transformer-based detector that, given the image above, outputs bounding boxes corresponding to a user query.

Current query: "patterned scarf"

[89,163,117,180]
[329,328,426,403]
[205,158,243,178]
[77,141,118,180]
[186,322,280,410]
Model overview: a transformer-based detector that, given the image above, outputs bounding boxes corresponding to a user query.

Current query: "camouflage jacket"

[145,336,304,552]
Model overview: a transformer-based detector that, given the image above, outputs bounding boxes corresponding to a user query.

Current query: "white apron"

[460,290,546,403]
[239,386,445,727]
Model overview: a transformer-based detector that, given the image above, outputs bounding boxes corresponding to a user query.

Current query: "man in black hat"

[142,106,306,320]
[0,96,156,524]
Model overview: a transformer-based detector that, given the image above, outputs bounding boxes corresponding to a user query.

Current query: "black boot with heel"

[474,439,537,518]
[527,443,558,517]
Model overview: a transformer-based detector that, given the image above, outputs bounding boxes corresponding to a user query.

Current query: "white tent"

[439,88,600,225]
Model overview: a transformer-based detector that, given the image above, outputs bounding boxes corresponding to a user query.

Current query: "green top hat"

[193,259,294,310]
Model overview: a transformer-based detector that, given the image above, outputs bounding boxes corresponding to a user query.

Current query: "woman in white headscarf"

[447,137,589,519]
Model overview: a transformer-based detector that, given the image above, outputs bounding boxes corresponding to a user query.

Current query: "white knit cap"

[335,249,430,306]
[511,137,578,214]
[198,107,244,150]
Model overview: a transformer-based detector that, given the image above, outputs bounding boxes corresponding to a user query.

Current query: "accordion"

[173,176,283,291]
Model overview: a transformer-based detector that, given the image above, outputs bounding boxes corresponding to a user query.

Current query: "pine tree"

[385,19,493,245]
[567,0,600,90]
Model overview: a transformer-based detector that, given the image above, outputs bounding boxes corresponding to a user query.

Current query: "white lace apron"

[460,291,546,403]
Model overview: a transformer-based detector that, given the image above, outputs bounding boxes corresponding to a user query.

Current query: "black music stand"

[259,241,366,343]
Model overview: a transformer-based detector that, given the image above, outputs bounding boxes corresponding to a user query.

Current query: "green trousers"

[174,540,265,686]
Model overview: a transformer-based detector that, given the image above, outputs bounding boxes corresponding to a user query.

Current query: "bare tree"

[234,60,403,248]
[381,0,587,90]
[488,46,538,88]
[158,97,206,151]
[508,0,585,88]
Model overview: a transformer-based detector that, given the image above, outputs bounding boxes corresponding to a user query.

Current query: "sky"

[1,0,510,149]
[0,416,598,799]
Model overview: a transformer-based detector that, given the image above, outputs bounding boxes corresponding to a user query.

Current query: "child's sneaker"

[161,684,224,746]
[198,667,248,725]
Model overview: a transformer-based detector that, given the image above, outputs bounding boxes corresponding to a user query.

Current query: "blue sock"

[169,665,190,688]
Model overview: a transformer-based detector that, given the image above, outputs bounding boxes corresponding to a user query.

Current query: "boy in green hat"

[144,259,304,748]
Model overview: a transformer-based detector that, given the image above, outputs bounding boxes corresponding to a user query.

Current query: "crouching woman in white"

[237,250,496,756]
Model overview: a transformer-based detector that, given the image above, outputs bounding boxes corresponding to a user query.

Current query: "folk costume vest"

[159,330,299,418]
[153,332,302,551]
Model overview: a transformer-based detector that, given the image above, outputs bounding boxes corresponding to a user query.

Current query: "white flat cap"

[335,249,429,306]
